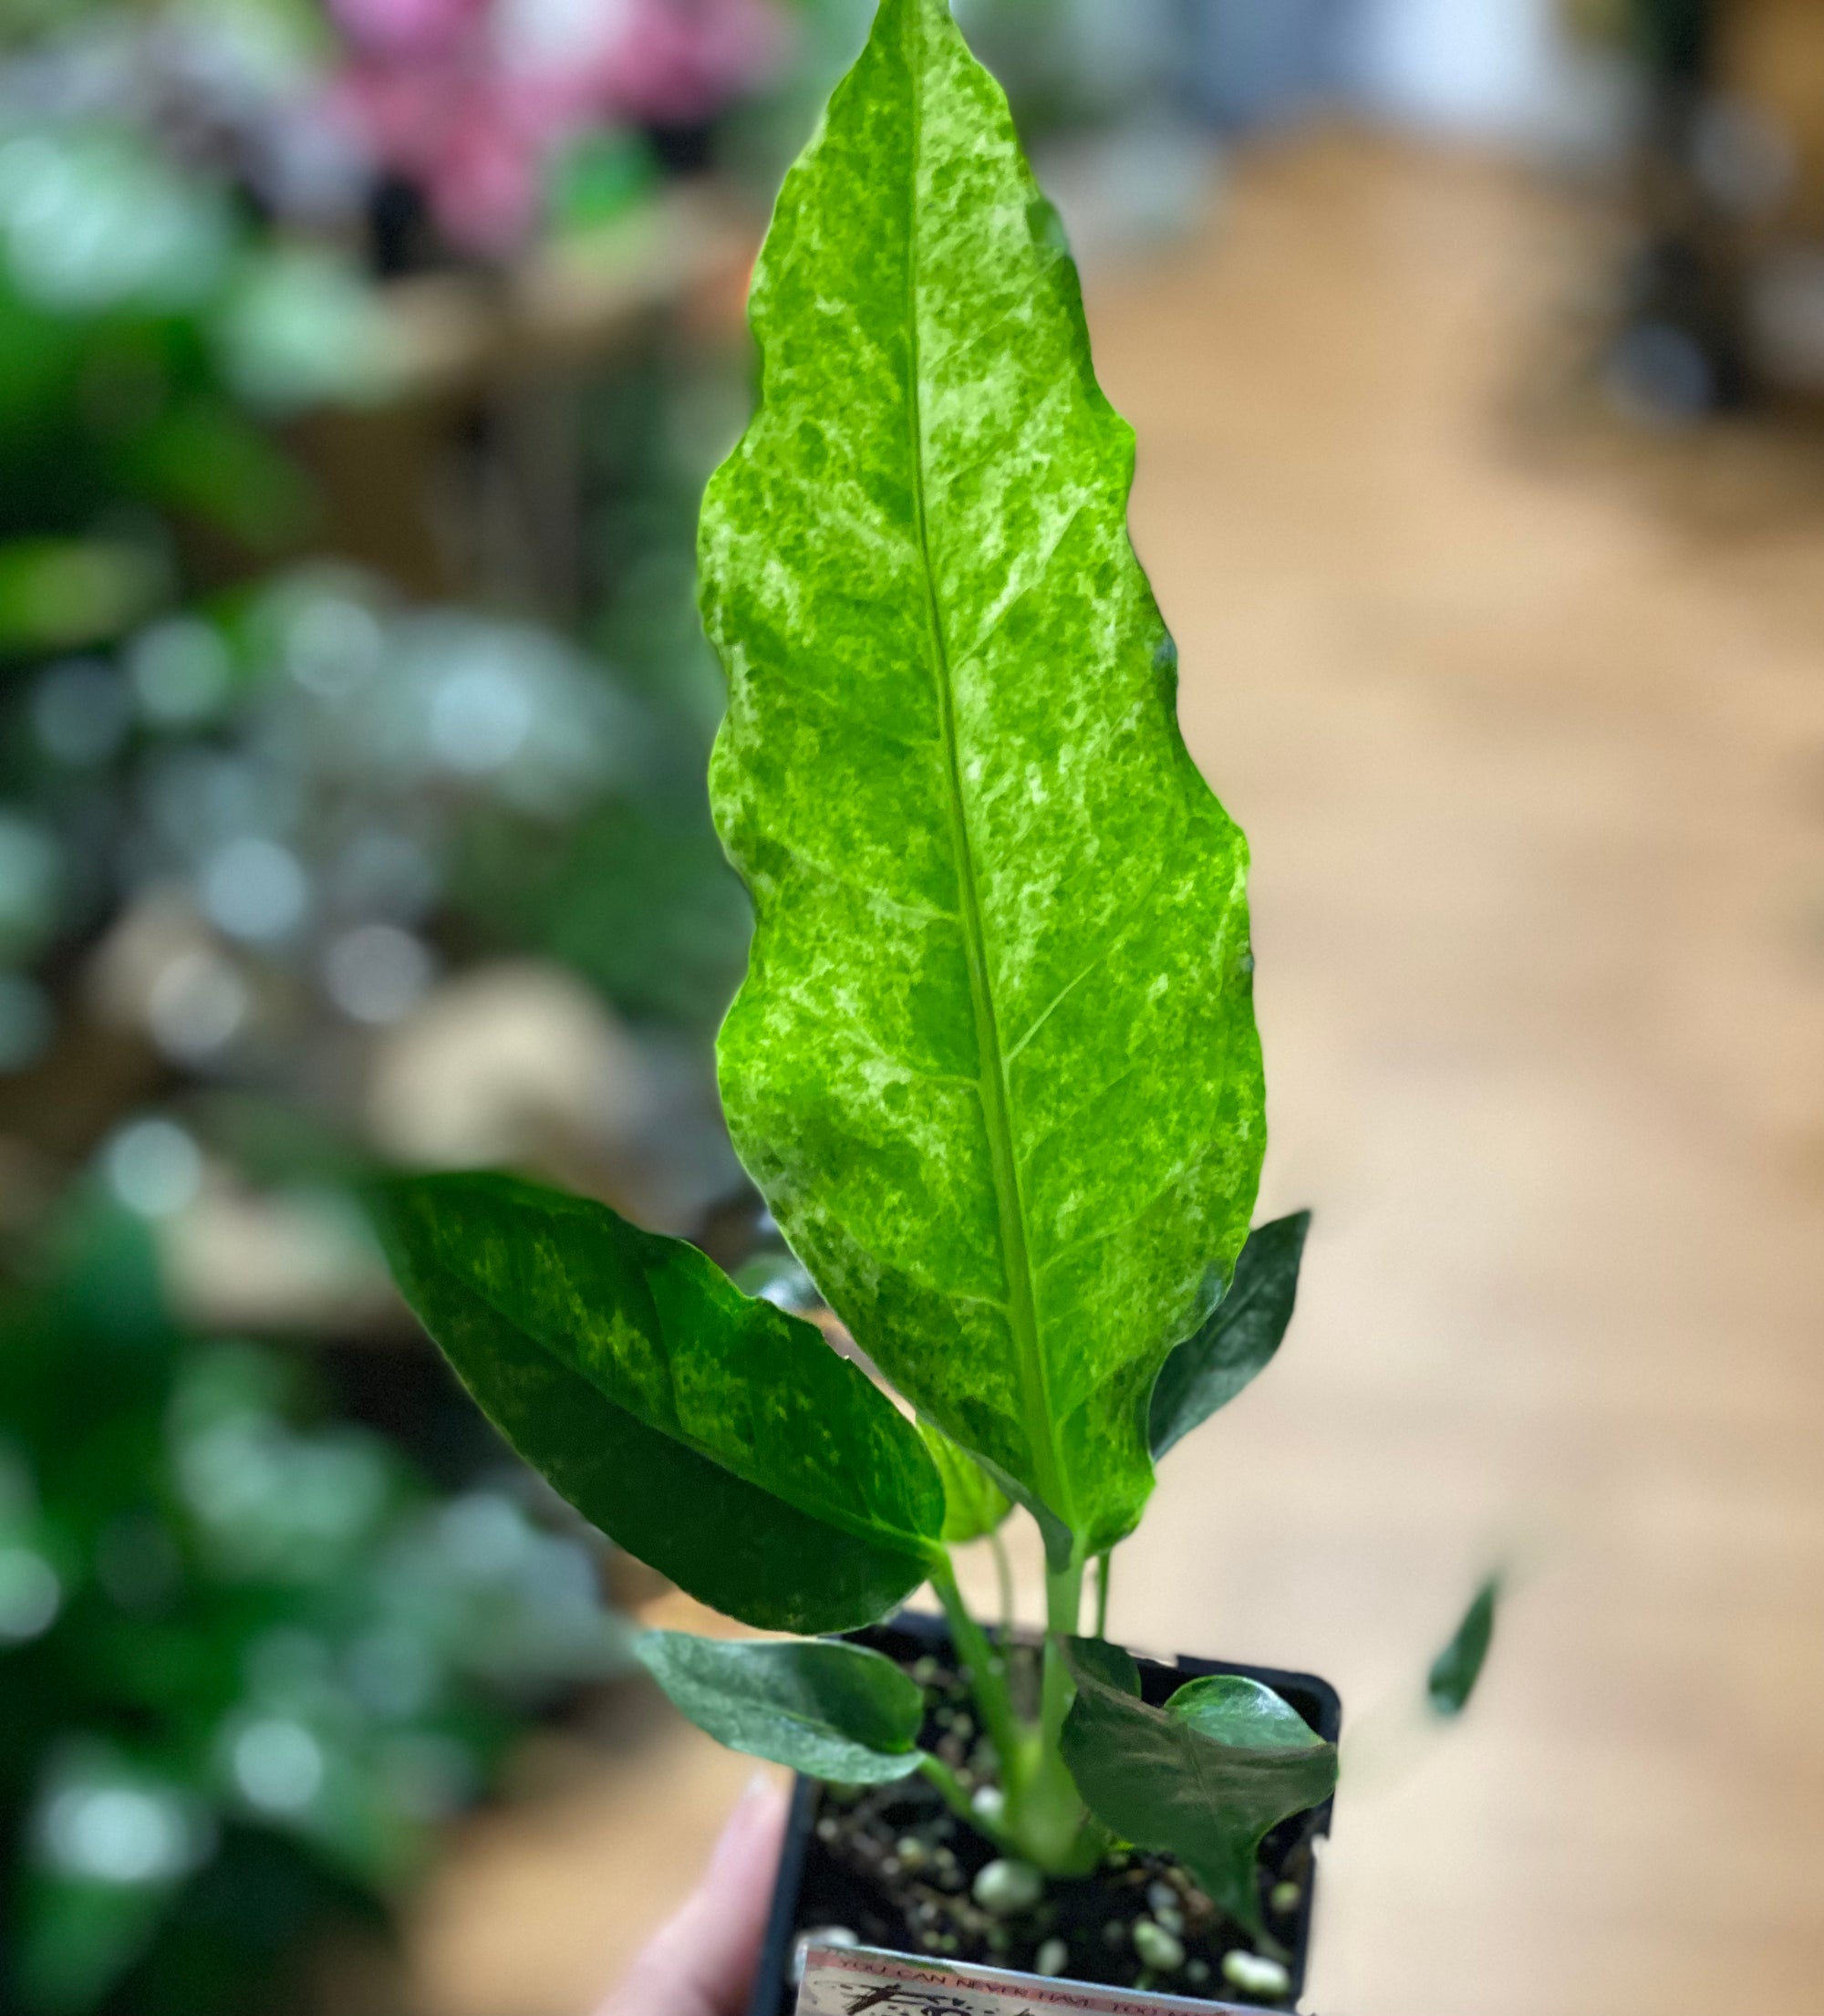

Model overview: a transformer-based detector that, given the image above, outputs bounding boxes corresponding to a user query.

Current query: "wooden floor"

[408,135,1824,2016]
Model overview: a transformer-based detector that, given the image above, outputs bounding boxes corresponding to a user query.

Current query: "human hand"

[596,1773,790,2016]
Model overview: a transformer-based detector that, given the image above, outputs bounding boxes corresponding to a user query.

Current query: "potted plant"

[373,2,1496,2007]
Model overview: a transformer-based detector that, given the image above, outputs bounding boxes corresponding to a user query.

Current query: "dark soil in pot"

[747,1614,1341,2016]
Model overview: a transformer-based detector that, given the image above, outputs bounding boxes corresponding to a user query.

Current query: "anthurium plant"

[375,0,1474,1969]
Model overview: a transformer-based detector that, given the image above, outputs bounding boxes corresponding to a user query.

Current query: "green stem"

[989,1526,1015,1643]
[918,1751,1002,1841]
[1045,1552,1084,1637]
[984,1552,1090,1872]
[1094,1549,1112,1638]
[931,1552,1023,1787]
[1040,1553,1083,1754]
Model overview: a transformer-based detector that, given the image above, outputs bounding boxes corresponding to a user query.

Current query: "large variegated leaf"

[700,0,1265,1556]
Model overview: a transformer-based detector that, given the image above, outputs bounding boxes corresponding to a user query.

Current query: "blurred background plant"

[0,0,804,2004]
[0,0,795,1264]
[0,1200,632,2016]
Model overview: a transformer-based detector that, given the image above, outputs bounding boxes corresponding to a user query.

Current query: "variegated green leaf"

[1062,1652,1335,1938]
[1065,1635,1141,1697]
[373,1173,945,1635]
[635,1630,926,1783]
[700,0,1265,1559]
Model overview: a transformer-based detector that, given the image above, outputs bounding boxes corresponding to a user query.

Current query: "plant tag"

[796,1942,1259,2014]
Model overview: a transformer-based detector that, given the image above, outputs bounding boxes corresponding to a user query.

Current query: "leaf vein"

[1003,857,1174,1065]
[417,1249,936,1561]
[743,826,959,926]
[904,3,1070,1529]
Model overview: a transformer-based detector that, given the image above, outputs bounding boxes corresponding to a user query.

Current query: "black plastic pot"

[747,1613,1342,2016]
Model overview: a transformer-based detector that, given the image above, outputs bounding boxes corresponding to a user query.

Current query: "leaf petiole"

[917,1751,1004,1842]
[980,1552,1092,1872]
[930,1552,1025,1793]
[989,1526,1015,1643]
[1036,1554,1084,1777]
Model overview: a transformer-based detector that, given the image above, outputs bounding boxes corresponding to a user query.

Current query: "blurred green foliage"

[0,1201,632,2014]
[1625,0,1712,81]
[0,558,747,1087]
[455,352,754,1031]
[0,14,765,2010]
[0,61,752,1108]
[0,120,387,586]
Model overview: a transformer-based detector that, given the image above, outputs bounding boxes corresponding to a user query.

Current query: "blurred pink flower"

[326,0,788,255]
[328,0,488,59]
[586,0,786,127]
[328,57,548,250]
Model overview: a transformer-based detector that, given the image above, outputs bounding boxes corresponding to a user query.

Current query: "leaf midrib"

[420,1246,938,1563]
[901,0,1072,1535]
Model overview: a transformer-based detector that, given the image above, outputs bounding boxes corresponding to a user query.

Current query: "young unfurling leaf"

[921,1419,1012,1543]
[700,0,1265,1560]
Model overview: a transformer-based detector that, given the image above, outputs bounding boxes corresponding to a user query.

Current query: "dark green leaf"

[373,1172,945,1635]
[920,1419,1011,1543]
[1150,1211,1310,1459]
[1168,1673,1326,1751]
[1427,1574,1501,1718]
[635,1630,926,1782]
[1061,1650,1336,1937]
[1066,1636,1141,1697]
[700,0,1265,1560]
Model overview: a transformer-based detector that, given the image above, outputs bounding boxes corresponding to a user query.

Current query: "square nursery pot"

[748,1612,1342,2016]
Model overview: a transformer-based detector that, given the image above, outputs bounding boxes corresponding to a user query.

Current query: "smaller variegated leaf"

[1062,1651,1336,1937]
[635,1631,925,1783]
[373,1173,944,1636]
[1066,1636,1142,1698]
